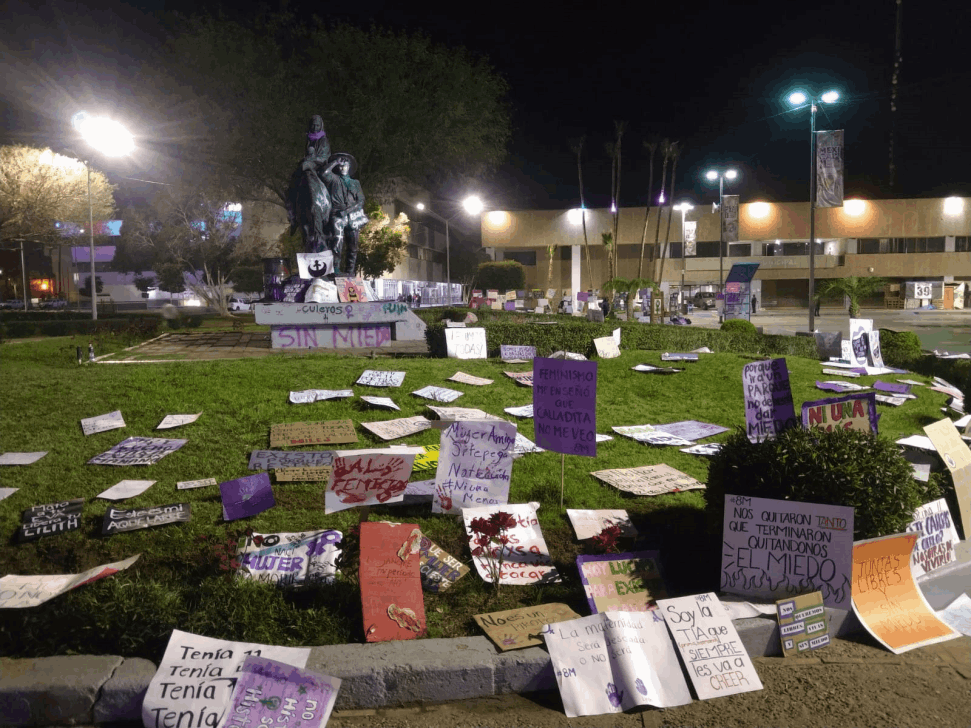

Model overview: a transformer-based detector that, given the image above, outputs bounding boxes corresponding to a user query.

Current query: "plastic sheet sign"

[720,494,854,609]
[848,318,873,367]
[802,393,878,434]
[658,592,764,700]
[236,530,342,587]
[325,451,415,513]
[88,437,187,466]
[0,554,140,608]
[577,552,669,613]
[462,503,560,585]
[359,522,426,642]
[220,473,275,521]
[922,418,971,543]
[474,603,580,651]
[141,630,310,728]
[222,656,340,728]
[776,591,829,656]
[742,358,797,443]
[532,358,597,457]
[543,611,692,717]
[905,498,960,577]
[851,533,960,654]
[432,420,516,514]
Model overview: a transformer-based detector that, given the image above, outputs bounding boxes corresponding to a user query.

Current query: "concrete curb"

[2,544,967,726]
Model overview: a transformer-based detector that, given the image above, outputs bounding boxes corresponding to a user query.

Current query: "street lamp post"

[415,196,483,307]
[704,168,737,298]
[673,202,693,312]
[71,112,134,320]
[788,90,839,332]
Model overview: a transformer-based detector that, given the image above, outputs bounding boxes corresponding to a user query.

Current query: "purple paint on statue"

[220,473,275,521]
[874,380,911,395]
[532,358,598,457]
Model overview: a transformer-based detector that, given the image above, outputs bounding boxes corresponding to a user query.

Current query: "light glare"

[749,202,770,218]
[844,199,866,216]
[943,197,964,215]
[725,169,738,180]
[821,91,839,104]
[789,92,807,105]
[462,195,484,215]
[74,111,134,157]
[705,170,718,181]
[567,208,584,225]
[416,202,425,211]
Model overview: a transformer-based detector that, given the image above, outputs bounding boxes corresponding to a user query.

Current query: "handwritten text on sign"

[326,452,414,513]
[721,494,854,609]
[445,327,487,359]
[658,592,763,700]
[532,358,598,457]
[433,420,516,514]
[255,300,410,325]
[271,325,392,350]
[742,358,796,442]
[462,503,560,585]
[802,393,878,434]
[269,419,357,447]
[905,498,960,577]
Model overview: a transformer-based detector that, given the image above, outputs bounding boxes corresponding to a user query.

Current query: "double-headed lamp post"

[672,202,693,311]
[71,112,134,320]
[416,195,483,306]
[787,89,839,332]
[704,168,737,297]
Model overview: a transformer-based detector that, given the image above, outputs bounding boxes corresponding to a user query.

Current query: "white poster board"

[445,327,487,359]
[462,503,559,585]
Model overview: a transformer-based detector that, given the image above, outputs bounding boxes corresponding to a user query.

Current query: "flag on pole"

[816,130,844,208]
[721,195,739,243]
[684,221,697,256]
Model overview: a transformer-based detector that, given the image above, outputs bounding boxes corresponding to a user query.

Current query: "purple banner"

[220,473,275,521]
[742,358,797,443]
[224,656,340,728]
[874,380,911,395]
[532,358,597,457]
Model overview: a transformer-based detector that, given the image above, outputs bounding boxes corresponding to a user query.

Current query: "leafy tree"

[476,261,525,292]
[816,276,887,317]
[602,276,655,317]
[163,15,511,205]
[78,276,104,298]
[356,208,410,280]
[0,145,114,247]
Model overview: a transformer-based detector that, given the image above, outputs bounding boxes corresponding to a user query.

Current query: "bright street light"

[462,196,484,215]
[416,202,426,211]
[414,197,486,306]
[73,110,134,320]
[704,168,738,300]
[786,89,840,332]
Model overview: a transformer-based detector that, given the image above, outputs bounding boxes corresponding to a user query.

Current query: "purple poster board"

[742,358,797,442]
[224,655,340,728]
[653,420,729,441]
[576,551,668,613]
[802,393,879,434]
[87,437,187,466]
[532,358,597,457]
[874,380,911,395]
[220,473,275,521]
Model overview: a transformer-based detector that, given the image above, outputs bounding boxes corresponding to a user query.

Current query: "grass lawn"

[0,332,950,661]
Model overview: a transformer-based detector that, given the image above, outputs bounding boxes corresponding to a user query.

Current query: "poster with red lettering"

[325,451,415,514]
[461,503,560,585]
[359,522,426,642]
[576,551,669,613]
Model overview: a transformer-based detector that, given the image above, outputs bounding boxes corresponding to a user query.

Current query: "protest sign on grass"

[220,473,275,521]
[88,437,187,466]
[0,554,140,608]
[577,552,668,613]
[237,530,342,587]
[325,451,414,513]
[359,522,425,642]
[462,503,559,585]
[269,419,357,447]
[432,420,516,514]
[923,418,971,541]
[802,393,878,433]
[591,464,703,497]
[905,498,960,577]
[17,499,83,542]
[474,603,579,651]
[742,358,797,443]
[102,503,191,535]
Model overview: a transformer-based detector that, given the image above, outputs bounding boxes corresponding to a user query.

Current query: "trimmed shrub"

[878,328,923,368]
[475,261,526,291]
[186,315,204,328]
[720,318,757,334]
[705,427,940,540]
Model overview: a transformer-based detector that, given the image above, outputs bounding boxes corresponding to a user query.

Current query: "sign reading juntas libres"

[532,357,597,457]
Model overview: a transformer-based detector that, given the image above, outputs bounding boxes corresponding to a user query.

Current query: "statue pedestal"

[255,301,426,350]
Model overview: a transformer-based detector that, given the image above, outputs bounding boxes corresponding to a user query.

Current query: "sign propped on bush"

[802,393,878,434]
[742,358,797,443]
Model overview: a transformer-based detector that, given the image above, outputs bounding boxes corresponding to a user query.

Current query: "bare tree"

[637,139,659,279]
[648,139,674,275]
[569,137,595,288]
[605,121,627,283]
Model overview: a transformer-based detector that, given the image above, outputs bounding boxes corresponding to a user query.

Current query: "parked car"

[228,295,253,312]
[691,291,718,310]
[0,299,25,310]
[39,299,67,310]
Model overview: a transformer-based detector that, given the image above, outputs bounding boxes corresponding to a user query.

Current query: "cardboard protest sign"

[269,419,357,447]
[822,367,860,378]
[680,443,723,456]
[513,431,544,456]
[504,404,534,418]
[475,603,580,651]
[359,396,399,410]
[874,380,911,395]
[248,450,334,470]
[544,611,692,717]
[658,592,764,699]
[504,370,533,387]
[96,479,156,501]
[81,410,125,436]
[500,344,536,362]
[411,445,439,472]
[142,629,310,728]
[802,393,879,433]
[177,478,217,490]
[776,591,829,656]
[360,415,431,441]
[591,464,704,497]
[448,371,494,386]
[721,494,854,609]
[445,327,487,359]
[237,530,342,587]
[905,498,960,578]
[356,370,405,387]
[359,521,426,641]
[632,431,695,447]
[412,385,463,403]
[220,473,275,521]
[532,357,597,457]
[156,414,201,430]
[289,389,354,404]
[652,421,729,441]
[742,358,797,443]
[418,534,469,592]
[848,318,873,366]
[17,499,83,542]
[851,533,960,653]
[426,406,504,422]
[0,555,140,609]
[923,418,971,540]
[325,451,415,513]
[815,380,868,393]
[222,656,340,728]
[631,364,682,374]
[463,503,560,585]
[936,594,971,636]
[594,336,620,359]
[577,552,668,613]
[868,330,885,367]
[88,437,187,466]
[566,509,637,540]
[432,420,516,514]
[612,424,655,439]
[0,452,47,465]
[0,488,18,501]
[274,466,333,482]
[103,503,191,535]
[661,352,699,361]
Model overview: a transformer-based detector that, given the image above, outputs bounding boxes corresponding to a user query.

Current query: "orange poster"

[851,533,959,654]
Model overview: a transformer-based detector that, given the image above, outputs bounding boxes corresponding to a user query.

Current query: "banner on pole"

[721,195,739,243]
[816,130,844,209]
[684,220,697,256]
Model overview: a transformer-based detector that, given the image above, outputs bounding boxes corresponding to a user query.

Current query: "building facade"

[481,197,971,308]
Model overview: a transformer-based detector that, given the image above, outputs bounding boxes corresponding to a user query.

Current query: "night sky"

[3,0,970,212]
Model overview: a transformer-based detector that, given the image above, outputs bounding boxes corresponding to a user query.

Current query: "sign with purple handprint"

[220,473,275,521]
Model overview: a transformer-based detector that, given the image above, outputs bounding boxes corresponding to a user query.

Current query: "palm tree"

[546,243,557,293]
[649,139,674,276]
[606,120,627,284]
[637,139,659,279]
[655,142,681,285]
[602,276,655,318]
[570,136,595,289]
[816,276,888,317]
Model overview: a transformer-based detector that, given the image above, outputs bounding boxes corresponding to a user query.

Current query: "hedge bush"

[475,261,526,291]
[0,317,161,340]
[704,427,940,540]
[720,318,757,334]
[878,328,923,368]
